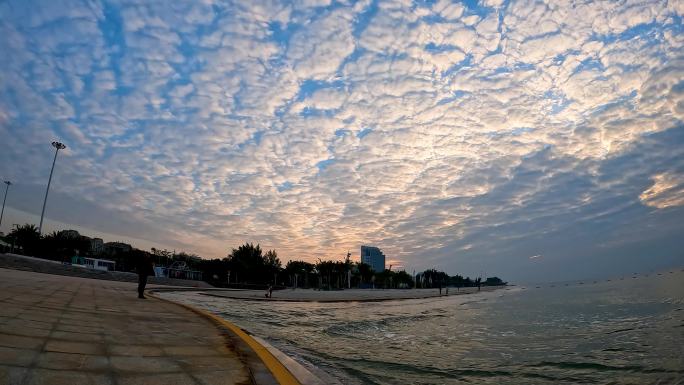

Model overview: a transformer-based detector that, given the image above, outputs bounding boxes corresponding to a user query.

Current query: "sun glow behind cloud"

[0,0,683,280]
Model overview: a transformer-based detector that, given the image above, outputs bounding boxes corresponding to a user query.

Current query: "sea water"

[162,269,684,384]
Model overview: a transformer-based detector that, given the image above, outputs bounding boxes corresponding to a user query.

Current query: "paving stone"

[109,344,165,357]
[163,346,225,356]
[0,307,25,318]
[4,318,54,331]
[36,351,109,371]
[178,355,244,371]
[194,370,251,385]
[18,313,60,324]
[0,346,38,366]
[51,330,104,343]
[110,356,184,373]
[25,368,114,385]
[0,364,28,385]
[58,316,101,327]
[118,372,199,385]
[44,340,107,355]
[0,269,251,385]
[103,334,146,345]
[0,333,46,349]
[0,324,52,338]
[55,323,102,334]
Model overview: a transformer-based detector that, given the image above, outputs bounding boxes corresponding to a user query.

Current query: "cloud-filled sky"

[1,0,683,282]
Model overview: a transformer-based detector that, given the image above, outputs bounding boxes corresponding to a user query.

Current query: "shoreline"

[157,285,509,303]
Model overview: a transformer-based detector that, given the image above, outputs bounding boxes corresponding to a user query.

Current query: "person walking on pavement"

[137,254,155,299]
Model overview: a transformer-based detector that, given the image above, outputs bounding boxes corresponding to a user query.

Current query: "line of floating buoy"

[514,269,682,290]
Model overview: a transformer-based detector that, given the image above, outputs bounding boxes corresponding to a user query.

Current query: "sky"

[0,0,683,282]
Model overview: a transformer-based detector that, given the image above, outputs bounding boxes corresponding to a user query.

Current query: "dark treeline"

[416,268,506,289]
[194,242,414,289]
[1,224,197,273]
[180,243,506,289]
[1,224,506,288]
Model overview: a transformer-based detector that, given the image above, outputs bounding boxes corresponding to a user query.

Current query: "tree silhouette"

[284,260,314,288]
[8,224,40,256]
[357,262,373,286]
[42,231,90,260]
[226,243,290,284]
[264,249,281,284]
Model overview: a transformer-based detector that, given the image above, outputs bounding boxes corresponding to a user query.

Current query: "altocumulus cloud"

[0,0,683,281]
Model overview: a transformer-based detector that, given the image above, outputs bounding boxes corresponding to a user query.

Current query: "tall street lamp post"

[0,180,11,231]
[39,141,66,235]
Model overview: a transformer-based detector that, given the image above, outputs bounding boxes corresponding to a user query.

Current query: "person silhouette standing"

[137,254,154,299]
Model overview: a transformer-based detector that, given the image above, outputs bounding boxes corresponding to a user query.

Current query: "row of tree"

[203,243,504,289]
[2,224,89,259]
[1,224,196,273]
[1,224,506,289]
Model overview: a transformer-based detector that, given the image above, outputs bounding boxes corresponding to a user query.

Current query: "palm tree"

[316,259,339,290]
[285,260,314,288]
[264,249,281,284]
[8,224,40,256]
[357,262,373,287]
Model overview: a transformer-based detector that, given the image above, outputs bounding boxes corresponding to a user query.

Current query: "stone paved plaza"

[0,268,251,385]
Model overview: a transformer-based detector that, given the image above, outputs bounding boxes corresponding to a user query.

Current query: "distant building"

[156,261,202,281]
[90,238,104,255]
[103,241,132,255]
[71,256,116,272]
[360,245,385,272]
[485,277,506,286]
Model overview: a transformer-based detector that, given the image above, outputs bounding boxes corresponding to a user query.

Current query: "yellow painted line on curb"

[148,291,301,385]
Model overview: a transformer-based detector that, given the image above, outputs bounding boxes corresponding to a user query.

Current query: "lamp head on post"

[3,181,10,187]
[52,141,66,150]
[39,141,67,235]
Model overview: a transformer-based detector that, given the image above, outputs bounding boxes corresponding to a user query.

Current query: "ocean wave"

[527,361,684,374]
